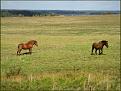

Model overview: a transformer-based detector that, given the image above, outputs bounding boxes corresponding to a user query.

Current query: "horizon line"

[1,9,120,11]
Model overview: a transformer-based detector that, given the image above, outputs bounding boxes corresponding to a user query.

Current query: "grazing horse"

[91,40,108,55]
[17,40,38,55]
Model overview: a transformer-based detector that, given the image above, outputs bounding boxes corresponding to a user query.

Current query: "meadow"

[1,15,120,90]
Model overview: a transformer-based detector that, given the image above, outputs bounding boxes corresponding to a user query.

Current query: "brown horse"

[17,40,38,55]
[91,40,108,55]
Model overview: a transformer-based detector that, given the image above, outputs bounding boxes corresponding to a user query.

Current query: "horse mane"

[27,40,36,44]
[101,40,108,43]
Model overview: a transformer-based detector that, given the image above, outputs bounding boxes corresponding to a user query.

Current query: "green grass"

[1,15,120,90]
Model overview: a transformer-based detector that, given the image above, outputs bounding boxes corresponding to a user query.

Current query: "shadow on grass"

[18,52,35,56]
[91,53,106,55]
[19,52,31,55]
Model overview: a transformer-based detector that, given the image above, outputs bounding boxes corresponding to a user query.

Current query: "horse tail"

[91,43,95,55]
[17,44,22,55]
[17,44,23,51]
[18,44,22,49]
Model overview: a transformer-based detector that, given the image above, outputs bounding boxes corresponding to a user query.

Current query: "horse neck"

[101,42,105,47]
[99,41,104,47]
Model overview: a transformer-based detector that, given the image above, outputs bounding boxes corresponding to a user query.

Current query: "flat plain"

[1,15,120,90]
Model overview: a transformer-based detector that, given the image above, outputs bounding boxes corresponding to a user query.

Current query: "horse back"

[18,43,27,49]
[92,42,102,49]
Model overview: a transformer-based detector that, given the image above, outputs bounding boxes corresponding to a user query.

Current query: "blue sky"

[1,1,120,11]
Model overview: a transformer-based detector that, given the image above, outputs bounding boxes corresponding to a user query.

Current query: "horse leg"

[17,44,22,55]
[91,46,94,55]
[17,50,19,55]
[99,49,101,55]
[29,48,32,54]
[95,49,97,55]
[17,49,22,55]
[101,48,103,54]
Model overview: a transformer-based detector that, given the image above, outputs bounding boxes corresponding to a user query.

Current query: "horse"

[17,40,38,55]
[91,40,108,55]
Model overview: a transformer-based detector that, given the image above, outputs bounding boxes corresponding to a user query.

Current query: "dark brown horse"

[91,40,108,55]
[17,40,38,55]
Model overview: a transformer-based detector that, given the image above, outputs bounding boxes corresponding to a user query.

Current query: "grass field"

[1,15,120,90]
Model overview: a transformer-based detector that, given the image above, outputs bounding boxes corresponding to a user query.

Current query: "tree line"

[1,9,120,17]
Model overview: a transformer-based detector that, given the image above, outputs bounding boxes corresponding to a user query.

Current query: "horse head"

[101,40,108,48]
[33,40,38,47]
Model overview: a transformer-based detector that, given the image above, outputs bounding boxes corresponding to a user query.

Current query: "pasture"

[1,15,120,90]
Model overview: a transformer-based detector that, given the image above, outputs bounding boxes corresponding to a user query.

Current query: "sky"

[1,1,120,11]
